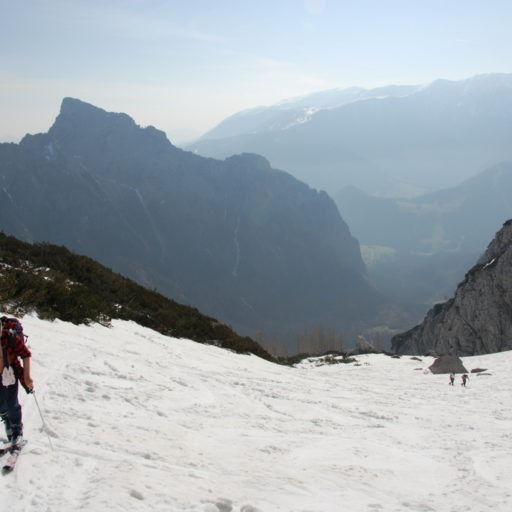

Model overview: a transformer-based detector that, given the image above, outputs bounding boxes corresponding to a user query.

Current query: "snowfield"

[1,314,512,512]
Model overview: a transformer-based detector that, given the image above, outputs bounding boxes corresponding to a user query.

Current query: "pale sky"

[1,0,511,145]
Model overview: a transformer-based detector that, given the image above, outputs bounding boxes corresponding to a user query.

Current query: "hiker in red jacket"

[0,317,34,449]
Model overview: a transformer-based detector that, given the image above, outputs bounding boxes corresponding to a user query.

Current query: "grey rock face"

[392,220,512,355]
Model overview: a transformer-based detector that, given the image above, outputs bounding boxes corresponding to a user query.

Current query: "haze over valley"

[186,73,512,341]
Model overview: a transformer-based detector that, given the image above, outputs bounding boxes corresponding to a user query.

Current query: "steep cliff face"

[0,98,378,342]
[392,220,512,355]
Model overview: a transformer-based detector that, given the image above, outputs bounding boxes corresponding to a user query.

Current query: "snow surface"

[2,313,512,511]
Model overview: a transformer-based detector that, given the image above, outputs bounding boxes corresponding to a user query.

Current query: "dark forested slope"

[0,231,273,361]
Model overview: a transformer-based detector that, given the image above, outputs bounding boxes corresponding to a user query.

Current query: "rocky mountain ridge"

[391,220,512,355]
[0,98,379,344]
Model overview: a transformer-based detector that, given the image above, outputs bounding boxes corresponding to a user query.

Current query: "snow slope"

[1,314,512,511]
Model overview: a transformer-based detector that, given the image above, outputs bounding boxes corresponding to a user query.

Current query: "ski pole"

[32,391,54,451]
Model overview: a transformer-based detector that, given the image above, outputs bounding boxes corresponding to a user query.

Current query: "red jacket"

[1,323,32,392]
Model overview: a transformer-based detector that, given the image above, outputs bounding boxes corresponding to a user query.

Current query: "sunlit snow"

[1,314,511,511]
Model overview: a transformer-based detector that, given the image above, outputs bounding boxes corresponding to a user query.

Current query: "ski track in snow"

[1,313,512,511]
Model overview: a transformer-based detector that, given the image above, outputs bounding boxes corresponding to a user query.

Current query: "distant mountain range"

[392,219,512,356]
[200,84,421,140]
[188,73,512,197]
[0,98,380,344]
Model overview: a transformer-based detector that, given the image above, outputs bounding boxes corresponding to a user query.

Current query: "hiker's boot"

[0,413,12,443]
[10,433,23,452]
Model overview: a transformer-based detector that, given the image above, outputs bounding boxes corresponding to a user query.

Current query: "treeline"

[0,232,273,361]
[256,327,386,361]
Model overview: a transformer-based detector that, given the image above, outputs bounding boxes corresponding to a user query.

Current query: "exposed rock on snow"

[428,355,468,374]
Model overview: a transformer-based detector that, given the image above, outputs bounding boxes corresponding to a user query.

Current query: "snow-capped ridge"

[198,82,423,140]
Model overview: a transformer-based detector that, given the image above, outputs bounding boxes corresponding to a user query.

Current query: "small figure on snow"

[461,374,469,387]
[449,373,455,386]
[0,316,34,451]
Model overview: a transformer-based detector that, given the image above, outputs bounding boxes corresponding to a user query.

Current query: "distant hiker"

[461,374,469,387]
[449,373,455,386]
[0,317,34,450]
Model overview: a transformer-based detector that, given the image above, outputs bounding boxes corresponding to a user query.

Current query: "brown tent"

[429,355,468,374]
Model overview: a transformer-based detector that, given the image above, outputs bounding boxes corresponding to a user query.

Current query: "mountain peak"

[53,97,136,133]
[42,98,173,159]
[60,97,106,115]
[224,152,272,172]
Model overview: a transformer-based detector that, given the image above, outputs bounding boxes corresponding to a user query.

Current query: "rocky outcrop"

[428,356,468,374]
[392,220,512,355]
